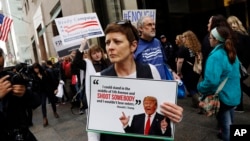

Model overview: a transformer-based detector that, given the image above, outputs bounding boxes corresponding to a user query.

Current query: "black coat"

[0,92,37,140]
[124,112,171,137]
[234,31,250,69]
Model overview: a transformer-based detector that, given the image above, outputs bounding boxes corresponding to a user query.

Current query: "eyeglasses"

[115,20,139,41]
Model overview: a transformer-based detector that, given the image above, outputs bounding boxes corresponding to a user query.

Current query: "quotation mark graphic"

[135,99,141,105]
[93,79,99,85]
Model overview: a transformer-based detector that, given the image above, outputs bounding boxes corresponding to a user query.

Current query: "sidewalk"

[30,103,87,141]
[30,87,250,141]
[175,93,250,141]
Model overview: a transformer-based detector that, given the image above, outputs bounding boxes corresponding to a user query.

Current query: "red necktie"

[144,115,151,135]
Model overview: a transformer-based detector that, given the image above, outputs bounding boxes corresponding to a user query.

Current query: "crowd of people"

[0,13,249,141]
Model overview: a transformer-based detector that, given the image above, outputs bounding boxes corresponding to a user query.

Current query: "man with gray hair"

[135,16,178,80]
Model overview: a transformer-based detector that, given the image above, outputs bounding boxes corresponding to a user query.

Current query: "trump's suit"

[124,112,172,137]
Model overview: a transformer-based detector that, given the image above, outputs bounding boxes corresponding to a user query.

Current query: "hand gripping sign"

[87,76,177,140]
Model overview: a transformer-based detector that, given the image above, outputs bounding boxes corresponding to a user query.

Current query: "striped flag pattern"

[63,20,98,33]
[0,14,13,42]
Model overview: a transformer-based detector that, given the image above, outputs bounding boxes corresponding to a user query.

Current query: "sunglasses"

[115,20,139,41]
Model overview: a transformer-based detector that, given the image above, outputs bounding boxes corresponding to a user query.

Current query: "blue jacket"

[197,44,240,106]
[134,38,167,79]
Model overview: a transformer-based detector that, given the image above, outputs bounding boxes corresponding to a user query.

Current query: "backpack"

[193,51,203,74]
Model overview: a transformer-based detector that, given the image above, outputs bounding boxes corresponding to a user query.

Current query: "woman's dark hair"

[211,14,238,48]
[32,62,44,74]
[216,26,237,64]
[210,14,230,30]
[46,60,53,66]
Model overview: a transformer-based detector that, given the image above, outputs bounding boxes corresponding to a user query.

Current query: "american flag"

[0,14,13,42]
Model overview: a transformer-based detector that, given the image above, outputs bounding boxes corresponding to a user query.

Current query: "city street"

[30,103,88,141]
[30,77,250,141]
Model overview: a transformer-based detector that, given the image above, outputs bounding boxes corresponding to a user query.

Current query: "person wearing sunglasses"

[83,20,183,141]
[135,16,179,81]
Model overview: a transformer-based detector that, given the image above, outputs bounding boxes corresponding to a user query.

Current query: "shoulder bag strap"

[215,77,228,95]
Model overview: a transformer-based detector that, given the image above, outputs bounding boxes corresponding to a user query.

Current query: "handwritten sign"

[55,13,104,45]
[123,9,156,26]
[87,76,177,140]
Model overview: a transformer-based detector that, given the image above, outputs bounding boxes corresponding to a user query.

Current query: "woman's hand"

[160,102,183,123]
[79,38,88,53]
[172,71,181,80]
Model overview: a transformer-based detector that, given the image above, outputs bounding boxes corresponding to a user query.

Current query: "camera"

[0,70,27,85]
[0,63,31,85]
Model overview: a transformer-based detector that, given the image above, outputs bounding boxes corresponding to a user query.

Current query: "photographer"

[0,48,37,141]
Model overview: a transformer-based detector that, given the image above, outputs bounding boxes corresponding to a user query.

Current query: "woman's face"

[209,34,218,47]
[105,32,136,63]
[175,36,180,46]
[229,21,239,31]
[207,17,213,32]
[34,67,39,73]
[0,56,4,72]
[91,51,102,62]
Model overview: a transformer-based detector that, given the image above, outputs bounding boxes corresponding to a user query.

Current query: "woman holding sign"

[82,20,183,141]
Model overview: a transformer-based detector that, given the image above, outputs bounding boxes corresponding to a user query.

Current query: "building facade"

[1,0,249,65]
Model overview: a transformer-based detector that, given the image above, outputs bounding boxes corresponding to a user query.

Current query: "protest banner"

[52,35,81,57]
[123,9,156,26]
[55,13,104,45]
[87,76,177,140]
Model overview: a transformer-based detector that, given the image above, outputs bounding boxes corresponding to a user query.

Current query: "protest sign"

[55,13,104,45]
[52,35,82,57]
[87,76,177,140]
[123,9,156,26]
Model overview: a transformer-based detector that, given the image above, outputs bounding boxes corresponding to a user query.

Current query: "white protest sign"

[123,9,156,26]
[55,13,104,45]
[52,35,82,57]
[87,76,177,140]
